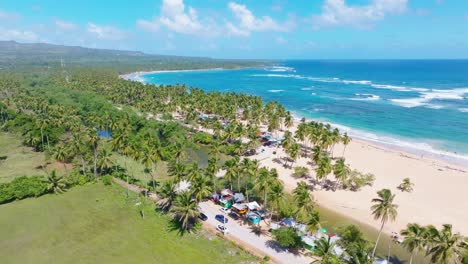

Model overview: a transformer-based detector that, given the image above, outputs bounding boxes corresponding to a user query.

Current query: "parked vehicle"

[217,224,229,234]
[198,213,208,221]
[219,207,231,214]
[228,212,240,220]
[215,214,228,223]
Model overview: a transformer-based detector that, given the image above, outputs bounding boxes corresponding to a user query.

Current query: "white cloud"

[159,0,203,34]
[227,2,291,36]
[312,0,408,29]
[136,19,160,32]
[0,28,38,42]
[55,19,77,31]
[87,23,126,40]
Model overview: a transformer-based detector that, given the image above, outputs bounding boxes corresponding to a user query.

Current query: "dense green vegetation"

[0,183,257,264]
[0,42,466,264]
[0,41,265,72]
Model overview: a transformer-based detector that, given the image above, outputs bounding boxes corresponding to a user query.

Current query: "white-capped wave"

[268,89,285,93]
[264,66,295,72]
[425,104,445,109]
[421,88,468,101]
[390,88,468,108]
[311,92,317,95]
[389,98,427,108]
[343,80,372,85]
[301,87,314,90]
[459,108,468,113]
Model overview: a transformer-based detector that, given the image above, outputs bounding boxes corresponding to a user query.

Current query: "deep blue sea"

[140,60,468,164]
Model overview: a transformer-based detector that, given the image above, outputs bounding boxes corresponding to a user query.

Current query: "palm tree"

[97,148,114,174]
[286,143,301,167]
[157,180,177,211]
[316,155,332,184]
[268,181,284,220]
[52,145,69,171]
[293,181,314,222]
[44,170,66,194]
[342,132,351,157]
[284,111,294,129]
[88,130,100,178]
[333,158,350,188]
[426,224,466,264]
[370,189,399,258]
[191,175,212,203]
[306,209,321,234]
[400,223,427,264]
[223,158,239,190]
[170,191,200,231]
[186,162,202,182]
[313,236,337,263]
[254,167,275,209]
[168,161,187,183]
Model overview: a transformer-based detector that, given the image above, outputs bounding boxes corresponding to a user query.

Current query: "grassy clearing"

[113,153,171,183]
[0,132,46,183]
[0,183,256,264]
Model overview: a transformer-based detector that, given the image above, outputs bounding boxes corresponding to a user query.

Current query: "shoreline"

[122,69,468,169]
[255,118,468,236]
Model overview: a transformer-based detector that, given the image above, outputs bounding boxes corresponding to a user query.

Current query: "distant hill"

[0,41,266,72]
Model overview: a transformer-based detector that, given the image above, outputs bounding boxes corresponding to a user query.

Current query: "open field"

[0,183,257,264]
[0,132,46,183]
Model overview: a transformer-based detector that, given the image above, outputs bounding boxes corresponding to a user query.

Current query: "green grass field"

[0,132,46,183]
[0,183,256,264]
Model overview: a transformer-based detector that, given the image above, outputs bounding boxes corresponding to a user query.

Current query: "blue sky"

[0,0,467,59]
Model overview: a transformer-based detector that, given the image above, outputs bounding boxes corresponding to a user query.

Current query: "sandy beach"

[254,120,468,236]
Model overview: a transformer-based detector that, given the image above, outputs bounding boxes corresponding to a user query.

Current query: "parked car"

[219,207,231,214]
[215,214,228,223]
[217,224,229,234]
[198,213,208,221]
[228,212,240,220]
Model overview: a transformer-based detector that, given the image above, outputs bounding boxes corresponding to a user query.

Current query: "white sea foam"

[301,87,314,90]
[459,108,468,113]
[389,98,427,108]
[425,104,445,109]
[311,93,317,95]
[268,89,285,93]
[343,80,372,85]
[264,66,295,72]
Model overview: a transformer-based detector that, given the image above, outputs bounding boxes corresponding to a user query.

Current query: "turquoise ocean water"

[140,60,468,165]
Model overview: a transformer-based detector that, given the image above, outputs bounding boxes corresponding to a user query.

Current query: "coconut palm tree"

[293,181,314,222]
[254,167,275,209]
[316,155,333,184]
[333,158,350,188]
[223,158,239,190]
[426,224,466,264]
[88,129,100,178]
[97,148,114,174]
[167,161,187,183]
[400,223,427,264]
[286,143,301,167]
[170,191,200,231]
[341,132,351,157]
[52,144,69,171]
[157,180,177,211]
[370,189,399,258]
[268,181,284,219]
[44,170,66,194]
[191,175,212,203]
[186,162,202,182]
[313,236,338,264]
[306,209,321,234]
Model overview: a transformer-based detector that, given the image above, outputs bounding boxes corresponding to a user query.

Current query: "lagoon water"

[142,60,468,165]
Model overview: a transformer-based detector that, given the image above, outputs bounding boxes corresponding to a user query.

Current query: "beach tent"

[233,193,245,203]
[247,212,261,225]
[247,201,261,210]
[281,218,297,227]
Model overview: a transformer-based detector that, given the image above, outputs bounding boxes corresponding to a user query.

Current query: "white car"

[219,207,231,214]
[217,224,229,234]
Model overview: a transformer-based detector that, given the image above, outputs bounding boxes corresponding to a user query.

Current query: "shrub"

[102,175,113,185]
[343,170,375,191]
[0,176,48,204]
[292,166,309,178]
[271,226,303,250]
